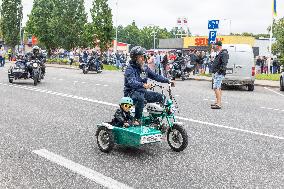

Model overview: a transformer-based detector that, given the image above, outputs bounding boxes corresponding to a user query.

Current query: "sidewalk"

[188,75,279,88]
[46,63,279,88]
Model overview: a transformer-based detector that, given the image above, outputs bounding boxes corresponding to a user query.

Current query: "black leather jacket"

[212,49,229,75]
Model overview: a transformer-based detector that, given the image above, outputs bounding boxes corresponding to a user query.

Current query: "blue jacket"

[124,61,170,95]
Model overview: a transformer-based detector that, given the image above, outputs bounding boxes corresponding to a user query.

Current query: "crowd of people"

[255,56,282,74]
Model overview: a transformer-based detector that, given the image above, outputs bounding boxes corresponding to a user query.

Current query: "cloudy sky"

[22,0,284,36]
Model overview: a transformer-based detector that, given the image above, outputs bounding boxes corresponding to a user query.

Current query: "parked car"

[280,71,284,91]
[214,44,255,91]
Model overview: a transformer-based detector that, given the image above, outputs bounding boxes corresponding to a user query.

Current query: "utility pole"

[115,0,118,53]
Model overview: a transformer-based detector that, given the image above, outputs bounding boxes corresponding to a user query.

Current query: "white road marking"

[259,106,284,112]
[264,87,284,97]
[1,83,283,140]
[33,149,133,189]
[96,84,101,86]
[59,79,63,81]
[103,84,108,87]
[81,82,86,84]
[74,81,78,83]
[176,116,284,140]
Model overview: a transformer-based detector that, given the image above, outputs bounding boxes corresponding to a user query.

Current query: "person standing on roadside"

[69,50,74,66]
[211,41,229,109]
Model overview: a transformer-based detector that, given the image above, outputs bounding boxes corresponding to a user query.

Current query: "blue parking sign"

[208,20,219,29]
[208,31,217,44]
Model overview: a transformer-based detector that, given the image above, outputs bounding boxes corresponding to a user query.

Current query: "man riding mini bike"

[96,46,188,153]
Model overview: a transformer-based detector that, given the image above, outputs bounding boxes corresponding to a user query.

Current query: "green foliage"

[26,0,87,51]
[271,18,284,61]
[230,32,270,39]
[51,0,87,50]
[90,0,114,51]
[1,0,22,48]
[26,0,55,52]
[102,64,119,71]
[117,22,176,50]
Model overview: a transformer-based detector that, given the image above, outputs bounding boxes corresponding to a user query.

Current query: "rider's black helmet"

[176,50,182,57]
[130,46,147,61]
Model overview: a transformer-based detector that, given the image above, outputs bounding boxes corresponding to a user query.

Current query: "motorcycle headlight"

[33,63,38,68]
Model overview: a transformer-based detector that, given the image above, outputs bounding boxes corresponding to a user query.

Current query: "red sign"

[32,36,38,45]
[194,37,224,46]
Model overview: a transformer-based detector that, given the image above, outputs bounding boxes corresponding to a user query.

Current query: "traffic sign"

[208,20,220,30]
[208,31,217,44]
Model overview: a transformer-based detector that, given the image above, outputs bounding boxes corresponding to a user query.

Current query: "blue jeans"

[0,57,4,67]
[128,90,165,120]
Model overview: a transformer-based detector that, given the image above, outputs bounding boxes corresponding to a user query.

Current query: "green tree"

[51,0,87,50]
[1,0,22,48]
[90,0,114,51]
[271,18,284,65]
[26,0,55,54]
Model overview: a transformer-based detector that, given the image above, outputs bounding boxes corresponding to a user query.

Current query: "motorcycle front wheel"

[167,124,188,152]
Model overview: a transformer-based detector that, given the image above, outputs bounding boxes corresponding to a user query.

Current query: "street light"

[223,19,232,35]
[148,24,157,50]
[115,0,118,53]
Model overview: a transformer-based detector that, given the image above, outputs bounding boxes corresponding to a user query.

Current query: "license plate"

[141,134,163,144]
[226,69,233,74]
[14,69,23,72]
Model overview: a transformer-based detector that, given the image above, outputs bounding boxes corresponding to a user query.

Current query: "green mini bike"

[96,84,188,153]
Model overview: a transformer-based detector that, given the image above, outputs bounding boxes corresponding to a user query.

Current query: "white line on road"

[33,149,133,189]
[1,83,283,141]
[176,116,284,140]
[259,106,284,112]
[264,87,284,97]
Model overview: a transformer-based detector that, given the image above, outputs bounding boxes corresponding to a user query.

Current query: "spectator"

[154,50,162,75]
[147,52,155,71]
[69,50,74,65]
[255,56,262,74]
[161,53,169,77]
[0,46,3,67]
[272,58,279,74]
[8,48,12,61]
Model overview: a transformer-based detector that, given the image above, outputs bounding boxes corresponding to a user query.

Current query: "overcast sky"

[22,0,284,36]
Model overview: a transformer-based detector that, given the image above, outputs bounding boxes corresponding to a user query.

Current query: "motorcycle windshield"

[15,61,26,69]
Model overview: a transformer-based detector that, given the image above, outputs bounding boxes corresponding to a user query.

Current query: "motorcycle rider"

[88,51,100,71]
[31,46,46,76]
[124,46,173,124]
[173,50,186,78]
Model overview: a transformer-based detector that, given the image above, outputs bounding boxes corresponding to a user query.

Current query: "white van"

[213,44,255,91]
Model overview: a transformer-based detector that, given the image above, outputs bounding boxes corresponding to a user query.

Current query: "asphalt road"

[0,64,283,189]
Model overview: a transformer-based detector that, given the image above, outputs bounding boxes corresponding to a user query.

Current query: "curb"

[46,64,80,70]
[46,64,280,89]
[189,77,279,88]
